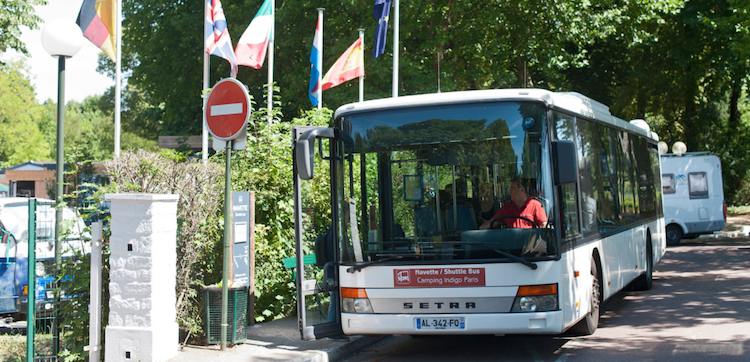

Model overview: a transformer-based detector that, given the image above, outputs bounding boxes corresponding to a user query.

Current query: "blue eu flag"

[373,0,392,59]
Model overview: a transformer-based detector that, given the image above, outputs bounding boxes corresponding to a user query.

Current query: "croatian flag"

[372,0,392,59]
[205,0,238,78]
[235,0,274,69]
[308,14,322,106]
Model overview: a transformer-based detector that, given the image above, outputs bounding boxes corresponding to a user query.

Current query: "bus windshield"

[335,102,558,266]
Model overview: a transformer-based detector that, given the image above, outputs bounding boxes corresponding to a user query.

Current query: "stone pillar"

[105,194,179,362]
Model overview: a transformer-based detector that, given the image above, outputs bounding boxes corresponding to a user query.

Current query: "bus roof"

[333,89,658,141]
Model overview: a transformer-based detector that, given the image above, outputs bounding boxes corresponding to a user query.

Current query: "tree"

[0,61,51,167]
[0,0,46,66]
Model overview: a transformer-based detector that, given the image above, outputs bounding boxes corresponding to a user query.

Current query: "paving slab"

[167,316,385,362]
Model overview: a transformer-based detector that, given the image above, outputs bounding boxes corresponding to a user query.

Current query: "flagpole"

[114,0,122,157]
[201,41,211,160]
[392,0,399,98]
[318,8,324,110]
[358,28,364,103]
[267,0,275,124]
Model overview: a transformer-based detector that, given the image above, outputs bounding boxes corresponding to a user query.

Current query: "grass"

[727,205,750,215]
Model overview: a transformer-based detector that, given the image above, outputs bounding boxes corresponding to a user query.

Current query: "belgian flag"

[76,0,116,61]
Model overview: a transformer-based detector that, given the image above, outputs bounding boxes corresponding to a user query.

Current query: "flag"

[308,15,322,106]
[77,0,117,62]
[235,0,274,69]
[372,0,392,59]
[321,38,364,91]
[205,0,238,78]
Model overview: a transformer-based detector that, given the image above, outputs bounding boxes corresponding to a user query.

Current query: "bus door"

[293,126,343,340]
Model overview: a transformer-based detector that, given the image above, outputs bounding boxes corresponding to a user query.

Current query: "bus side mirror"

[296,138,314,180]
[295,127,336,180]
[552,140,577,185]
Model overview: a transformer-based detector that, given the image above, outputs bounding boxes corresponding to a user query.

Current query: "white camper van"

[661,152,726,245]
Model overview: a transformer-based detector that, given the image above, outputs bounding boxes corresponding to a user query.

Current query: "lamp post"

[41,19,83,355]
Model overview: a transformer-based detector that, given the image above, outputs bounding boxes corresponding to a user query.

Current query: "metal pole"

[248,191,255,326]
[317,8,324,110]
[292,129,307,339]
[267,0,275,124]
[26,199,37,362]
[114,0,122,157]
[221,141,233,350]
[54,55,66,356]
[392,0,399,98]
[358,28,364,103]
[88,222,103,362]
[203,2,210,163]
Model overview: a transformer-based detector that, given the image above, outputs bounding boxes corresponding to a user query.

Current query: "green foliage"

[0,0,46,63]
[0,61,52,166]
[208,106,332,322]
[105,149,224,340]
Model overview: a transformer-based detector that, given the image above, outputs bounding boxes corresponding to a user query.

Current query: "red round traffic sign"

[205,78,251,140]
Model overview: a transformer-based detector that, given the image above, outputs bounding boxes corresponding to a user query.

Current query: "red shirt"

[491,198,548,228]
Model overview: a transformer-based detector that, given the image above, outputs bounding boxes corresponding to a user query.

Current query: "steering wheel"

[488,215,538,229]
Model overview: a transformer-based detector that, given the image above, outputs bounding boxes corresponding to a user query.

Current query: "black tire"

[632,241,653,291]
[569,256,601,335]
[666,224,682,246]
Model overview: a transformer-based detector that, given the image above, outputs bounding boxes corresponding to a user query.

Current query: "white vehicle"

[293,89,666,339]
[0,197,89,315]
[661,152,726,245]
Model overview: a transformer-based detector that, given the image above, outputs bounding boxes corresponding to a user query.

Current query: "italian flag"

[235,0,273,69]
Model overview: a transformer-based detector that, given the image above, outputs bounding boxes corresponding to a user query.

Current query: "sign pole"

[221,140,233,350]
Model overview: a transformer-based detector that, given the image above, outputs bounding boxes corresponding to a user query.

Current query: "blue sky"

[2,0,113,103]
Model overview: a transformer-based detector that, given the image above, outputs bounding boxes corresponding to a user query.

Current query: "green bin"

[203,286,249,344]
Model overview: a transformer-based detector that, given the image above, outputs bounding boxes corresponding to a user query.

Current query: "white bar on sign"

[211,103,243,116]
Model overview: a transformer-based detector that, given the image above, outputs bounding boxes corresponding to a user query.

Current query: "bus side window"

[559,183,580,237]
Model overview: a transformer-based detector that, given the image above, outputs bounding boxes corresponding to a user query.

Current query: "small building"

[0,161,107,199]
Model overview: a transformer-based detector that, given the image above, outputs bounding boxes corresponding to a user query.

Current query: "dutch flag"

[308,14,323,106]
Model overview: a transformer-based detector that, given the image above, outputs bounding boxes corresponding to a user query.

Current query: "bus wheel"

[666,225,682,246]
[570,256,601,335]
[632,241,653,291]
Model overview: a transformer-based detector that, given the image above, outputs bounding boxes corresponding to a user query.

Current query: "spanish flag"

[321,37,364,91]
[77,0,117,61]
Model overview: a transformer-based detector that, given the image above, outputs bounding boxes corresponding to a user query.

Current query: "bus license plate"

[415,317,465,330]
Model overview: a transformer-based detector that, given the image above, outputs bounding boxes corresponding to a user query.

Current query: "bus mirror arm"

[321,261,337,292]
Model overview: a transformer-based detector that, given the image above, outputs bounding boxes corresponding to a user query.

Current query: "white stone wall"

[105,194,179,362]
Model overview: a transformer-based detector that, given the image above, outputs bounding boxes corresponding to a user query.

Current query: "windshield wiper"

[346,253,422,273]
[431,242,538,270]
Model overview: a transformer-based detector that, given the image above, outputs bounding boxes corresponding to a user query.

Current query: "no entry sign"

[205,78,251,140]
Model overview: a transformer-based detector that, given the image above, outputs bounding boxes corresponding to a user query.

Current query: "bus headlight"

[511,284,558,312]
[341,287,374,314]
[342,298,373,313]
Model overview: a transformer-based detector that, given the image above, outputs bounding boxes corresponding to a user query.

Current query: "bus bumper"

[341,311,564,335]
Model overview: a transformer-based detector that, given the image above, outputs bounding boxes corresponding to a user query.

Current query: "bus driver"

[479,179,547,229]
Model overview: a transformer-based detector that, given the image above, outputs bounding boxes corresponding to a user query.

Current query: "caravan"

[661,152,726,245]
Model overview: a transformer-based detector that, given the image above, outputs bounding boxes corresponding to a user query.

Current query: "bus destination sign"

[393,267,485,287]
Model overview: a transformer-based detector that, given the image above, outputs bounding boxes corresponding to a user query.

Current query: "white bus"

[293,89,666,340]
[661,152,726,245]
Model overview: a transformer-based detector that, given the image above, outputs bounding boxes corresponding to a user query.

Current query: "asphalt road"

[342,239,750,362]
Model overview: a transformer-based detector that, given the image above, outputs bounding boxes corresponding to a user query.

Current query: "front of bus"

[328,90,576,335]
